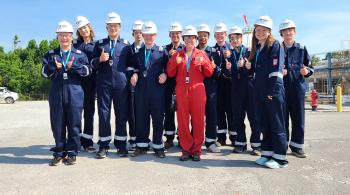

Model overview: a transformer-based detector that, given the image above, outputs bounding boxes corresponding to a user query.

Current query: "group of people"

[41,12,314,169]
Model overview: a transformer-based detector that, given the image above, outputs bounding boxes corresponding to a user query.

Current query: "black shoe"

[117,148,128,157]
[131,148,147,157]
[164,140,174,149]
[96,148,108,159]
[192,154,201,161]
[217,139,227,146]
[49,156,63,166]
[179,153,190,161]
[233,145,247,153]
[250,147,261,156]
[291,148,307,158]
[155,150,166,158]
[65,155,77,165]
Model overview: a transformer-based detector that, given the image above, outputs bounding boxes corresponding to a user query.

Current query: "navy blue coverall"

[228,45,261,149]
[42,47,91,157]
[283,42,313,150]
[73,39,96,149]
[91,37,132,150]
[251,40,288,162]
[133,45,168,151]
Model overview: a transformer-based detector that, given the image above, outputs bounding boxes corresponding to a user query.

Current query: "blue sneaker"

[264,159,288,169]
[255,157,270,166]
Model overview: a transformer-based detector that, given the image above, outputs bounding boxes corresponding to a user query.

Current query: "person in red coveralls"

[167,25,214,161]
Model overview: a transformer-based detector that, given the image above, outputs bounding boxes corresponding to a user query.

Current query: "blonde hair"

[248,27,275,62]
[76,24,95,41]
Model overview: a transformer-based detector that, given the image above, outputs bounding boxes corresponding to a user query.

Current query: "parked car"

[0,87,19,104]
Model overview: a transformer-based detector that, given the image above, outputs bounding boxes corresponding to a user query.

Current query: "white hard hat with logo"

[229,26,243,35]
[279,19,296,31]
[106,12,121,24]
[182,25,197,37]
[169,22,183,32]
[142,21,158,34]
[56,21,74,33]
[214,22,228,33]
[197,24,210,34]
[76,16,90,29]
[132,20,144,31]
[254,15,273,30]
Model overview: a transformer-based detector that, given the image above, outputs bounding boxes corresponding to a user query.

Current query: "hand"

[99,48,109,63]
[54,57,62,69]
[225,59,232,70]
[244,58,251,70]
[267,95,273,100]
[211,57,216,69]
[300,65,309,76]
[67,56,74,69]
[169,48,176,57]
[176,53,182,64]
[283,65,288,76]
[224,49,231,58]
[130,73,138,86]
[158,73,167,84]
[195,56,203,64]
[238,58,245,68]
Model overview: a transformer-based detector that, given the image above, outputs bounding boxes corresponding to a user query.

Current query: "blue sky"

[1,0,349,54]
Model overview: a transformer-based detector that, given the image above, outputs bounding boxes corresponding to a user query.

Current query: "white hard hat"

[106,12,121,24]
[132,20,144,31]
[169,22,183,32]
[254,15,273,30]
[142,21,158,34]
[214,22,228,33]
[76,16,90,29]
[182,25,197,37]
[197,24,210,34]
[56,21,73,33]
[229,26,243,35]
[279,19,296,31]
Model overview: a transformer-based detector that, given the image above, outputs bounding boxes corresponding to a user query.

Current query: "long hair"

[248,27,275,62]
[76,23,95,42]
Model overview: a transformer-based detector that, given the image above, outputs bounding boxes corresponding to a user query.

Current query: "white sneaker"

[264,159,288,169]
[207,144,221,153]
[255,157,270,166]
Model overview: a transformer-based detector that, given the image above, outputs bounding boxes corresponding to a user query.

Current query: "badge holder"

[185,76,189,84]
[109,59,113,66]
[63,72,68,80]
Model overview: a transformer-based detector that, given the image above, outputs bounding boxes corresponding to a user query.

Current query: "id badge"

[63,72,68,80]
[109,59,113,66]
[185,76,189,84]
[143,71,148,77]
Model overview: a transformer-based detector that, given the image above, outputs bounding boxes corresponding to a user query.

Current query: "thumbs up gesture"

[224,49,231,58]
[211,57,216,69]
[225,59,232,70]
[244,58,251,70]
[67,56,74,69]
[99,48,109,63]
[169,47,176,57]
[300,64,309,76]
[283,65,288,76]
[238,57,245,68]
[175,53,182,64]
[54,57,63,69]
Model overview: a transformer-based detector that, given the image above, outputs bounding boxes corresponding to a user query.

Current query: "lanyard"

[254,46,261,69]
[60,48,71,70]
[233,46,243,62]
[185,49,194,75]
[144,48,151,68]
[233,46,243,69]
[110,40,116,56]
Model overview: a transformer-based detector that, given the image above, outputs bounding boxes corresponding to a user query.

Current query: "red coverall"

[167,48,214,155]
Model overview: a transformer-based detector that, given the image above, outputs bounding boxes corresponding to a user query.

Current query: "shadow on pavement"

[0,145,51,165]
